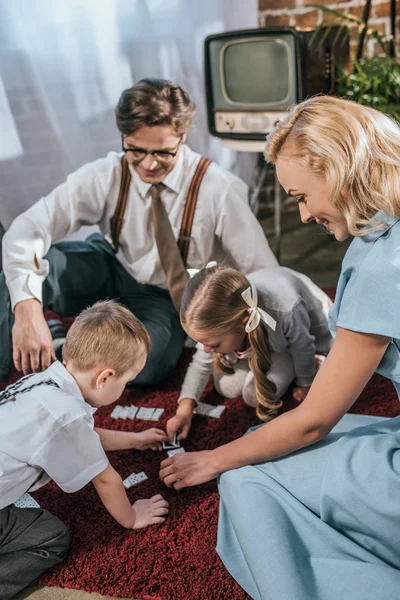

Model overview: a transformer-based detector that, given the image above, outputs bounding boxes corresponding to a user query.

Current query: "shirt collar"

[361,210,400,242]
[129,144,187,198]
[46,360,92,406]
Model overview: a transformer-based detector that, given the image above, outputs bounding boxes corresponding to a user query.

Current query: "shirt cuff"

[177,392,201,405]
[7,258,49,310]
[294,376,314,388]
[57,457,109,493]
[8,273,45,310]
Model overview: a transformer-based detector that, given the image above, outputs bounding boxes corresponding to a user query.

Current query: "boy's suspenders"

[110,156,212,266]
[0,375,60,405]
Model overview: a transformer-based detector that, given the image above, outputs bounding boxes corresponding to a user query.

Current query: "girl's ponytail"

[248,324,281,421]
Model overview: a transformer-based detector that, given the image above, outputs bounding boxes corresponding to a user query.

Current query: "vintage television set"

[204,26,349,151]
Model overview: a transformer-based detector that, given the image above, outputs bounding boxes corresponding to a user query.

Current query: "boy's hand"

[132,494,169,529]
[133,428,168,451]
[292,385,311,402]
[166,398,195,443]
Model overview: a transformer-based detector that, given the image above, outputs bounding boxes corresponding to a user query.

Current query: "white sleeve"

[178,344,214,403]
[31,416,109,493]
[2,157,117,309]
[215,180,279,274]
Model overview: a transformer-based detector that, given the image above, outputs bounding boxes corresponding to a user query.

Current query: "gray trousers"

[0,233,186,384]
[0,505,70,600]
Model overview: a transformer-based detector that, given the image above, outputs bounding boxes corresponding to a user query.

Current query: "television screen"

[206,29,299,118]
[223,39,292,105]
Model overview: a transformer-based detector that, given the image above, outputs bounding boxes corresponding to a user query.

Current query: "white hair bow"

[241,282,277,333]
[187,261,217,279]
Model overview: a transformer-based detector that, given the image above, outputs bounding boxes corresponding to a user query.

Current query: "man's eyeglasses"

[121,136,182,166]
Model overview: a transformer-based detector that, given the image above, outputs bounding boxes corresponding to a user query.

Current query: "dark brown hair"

[181,265,280,421]
[63,300,151,377]
[115,78,196,136]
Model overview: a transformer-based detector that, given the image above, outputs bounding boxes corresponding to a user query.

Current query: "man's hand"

[12,299,55,374]
[132,428,168,451]
[159,450,219,490]
[131,495,169,529]
[166,398,195,443]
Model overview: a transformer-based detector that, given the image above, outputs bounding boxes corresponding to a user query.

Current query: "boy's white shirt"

[2,144,278,309]
[0,361,108,509]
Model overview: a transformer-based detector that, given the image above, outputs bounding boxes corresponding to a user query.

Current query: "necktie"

[150,184,189,311]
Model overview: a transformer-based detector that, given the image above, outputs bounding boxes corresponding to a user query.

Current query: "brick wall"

[258,0,399,56]
[256,0,399,216]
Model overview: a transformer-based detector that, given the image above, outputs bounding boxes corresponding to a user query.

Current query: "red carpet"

[2,304,400,600]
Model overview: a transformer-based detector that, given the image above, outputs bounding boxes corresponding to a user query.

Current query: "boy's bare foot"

[132,494,169,529]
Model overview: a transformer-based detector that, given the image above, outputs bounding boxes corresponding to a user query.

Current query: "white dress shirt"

[3,144,278,309]
[0,361,108,509]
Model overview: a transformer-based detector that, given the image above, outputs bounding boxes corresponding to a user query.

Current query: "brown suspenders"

[110,156,131,253]
[177,156,211,265]
[110,155,212,266]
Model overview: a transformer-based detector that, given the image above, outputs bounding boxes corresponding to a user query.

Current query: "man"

[1,78,278,385]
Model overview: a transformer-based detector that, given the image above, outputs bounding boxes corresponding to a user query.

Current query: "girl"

[160,95,400,600]
[166,264,332,442]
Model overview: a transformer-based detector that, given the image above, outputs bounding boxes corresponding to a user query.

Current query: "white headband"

[187,261,217,279]
[241,282,277,333]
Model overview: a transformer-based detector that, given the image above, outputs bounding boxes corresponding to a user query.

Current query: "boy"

[0,300,169,600]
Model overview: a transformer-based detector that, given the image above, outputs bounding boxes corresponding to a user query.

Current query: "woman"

[160,96,400,599]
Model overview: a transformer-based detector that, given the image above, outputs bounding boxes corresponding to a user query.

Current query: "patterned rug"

[2,308,399,600]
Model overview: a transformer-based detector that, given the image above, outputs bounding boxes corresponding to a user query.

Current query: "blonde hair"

[265,95,400,235]
[181,265,280,421]
[62,300,151,377]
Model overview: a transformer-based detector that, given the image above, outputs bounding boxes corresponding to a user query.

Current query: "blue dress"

[217,212,400,600]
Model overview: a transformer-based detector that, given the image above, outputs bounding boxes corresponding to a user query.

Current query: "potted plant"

[309,4,400,121]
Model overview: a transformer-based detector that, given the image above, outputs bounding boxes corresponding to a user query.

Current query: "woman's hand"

[159,450,219,490]
[132,428,168,451]
[292,385,311,402]
[166,398,195,443]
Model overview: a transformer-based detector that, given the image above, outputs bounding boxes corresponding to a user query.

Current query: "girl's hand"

[132,428,168,451]
[159,451,219,490]
[166,398,195,443]
[132,495,169,529]
[292,386,311,402]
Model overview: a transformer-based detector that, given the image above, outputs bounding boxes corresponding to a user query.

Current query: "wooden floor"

[14,585,138,600]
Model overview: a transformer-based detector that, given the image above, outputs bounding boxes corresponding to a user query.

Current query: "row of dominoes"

[194,402,226,419]
[110,405,164,421]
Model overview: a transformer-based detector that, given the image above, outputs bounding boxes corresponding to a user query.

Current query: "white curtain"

[0,0,258,227]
